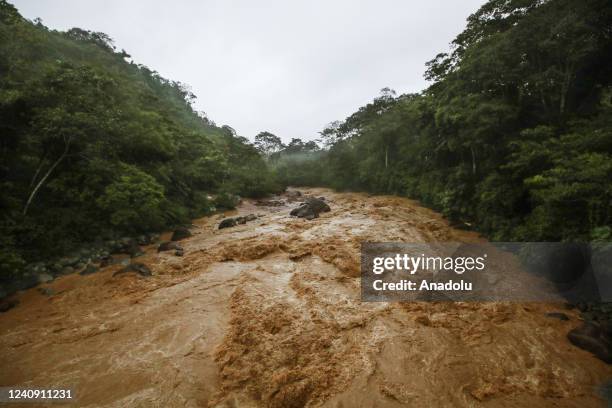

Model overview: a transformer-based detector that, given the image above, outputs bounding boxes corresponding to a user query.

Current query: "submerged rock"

[171,227,192,241]
[158,241,182,252]
[546,312,570,321]
[113,263,152,277]
[567,321,612,363]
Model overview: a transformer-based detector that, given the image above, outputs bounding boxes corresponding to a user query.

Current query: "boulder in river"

[158,241,182,253]
[567,321,612,363]
[113,263,152,278]
[171,227,192,241]
[219,218,237,229]
[290,197,331,220]
[80,264,100,276]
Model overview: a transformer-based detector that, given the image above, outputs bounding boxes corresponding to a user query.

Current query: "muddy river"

[0,188,610,407]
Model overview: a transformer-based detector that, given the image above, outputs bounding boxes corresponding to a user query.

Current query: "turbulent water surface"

[0,188,610,407]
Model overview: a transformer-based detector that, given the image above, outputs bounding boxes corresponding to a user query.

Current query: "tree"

[254,131,284,157]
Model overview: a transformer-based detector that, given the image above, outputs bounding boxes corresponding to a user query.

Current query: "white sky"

[13,0,484,143]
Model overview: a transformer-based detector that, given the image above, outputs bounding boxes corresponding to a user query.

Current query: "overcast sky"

[13,0,484,143]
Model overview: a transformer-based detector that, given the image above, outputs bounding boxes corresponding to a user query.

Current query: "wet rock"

[58,256,80,268]
[255,199,284,207]
[219,218,237,229]
[113,262,152,277]
[0,298,18,313]
[236,216,247,225]
[158,241,182,252]
[546,312,570,321]
[290,197,331,220]
[567,321,612,363]
[17,274,39,291]
[80,264,99,276]
[245,214,257,222]
[99,255,115,268]
[60,266,74,275]
[37,273,53,284]
[37,287,55,296]
[126,242,144,258]
[171,227,192,241]
[286,190,302,198]
[175,249,184,257]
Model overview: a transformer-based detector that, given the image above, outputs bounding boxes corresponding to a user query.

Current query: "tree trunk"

[470,146,477,176]
[560,67,572,116]
[29,153,47,188]
[385,145,389,169]
[23,141,70,216]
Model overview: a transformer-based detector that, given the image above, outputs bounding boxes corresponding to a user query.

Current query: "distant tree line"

[271,0,612,242]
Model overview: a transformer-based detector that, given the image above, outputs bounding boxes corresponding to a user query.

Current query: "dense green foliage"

[274,0,612,242]
[0,1,278,272]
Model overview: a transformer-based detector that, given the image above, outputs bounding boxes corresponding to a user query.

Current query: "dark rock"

[113,262,152,277]
[255,199,284,207]
[219,218,237,229]
[290,197,331,220]
[245,214,257,222]
[546,243,591,284]
[60,266,75,275]
[171,227,192,241]
[17,274,39,291]
[567,321,612,363]
[38,287,55,296]
[0,299,18,313]
[99,255,115,268]
[175,249,184,257]
[546,312,570,321]
[59,256,80,267]
[126,242,144,258]
[158,241,182,252]
[37,273,53,284]
[80,264,100,276]
[236,216,247,225]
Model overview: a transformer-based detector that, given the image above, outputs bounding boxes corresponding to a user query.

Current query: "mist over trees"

[274,0,612,242]
[0,0,278,273]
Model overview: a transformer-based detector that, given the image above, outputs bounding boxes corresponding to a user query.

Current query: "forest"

[268,0,612,243]
[0,0,279,279]
[1,0,611,285]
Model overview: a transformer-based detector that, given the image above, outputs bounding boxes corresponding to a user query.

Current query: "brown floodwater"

[0,188,610,407]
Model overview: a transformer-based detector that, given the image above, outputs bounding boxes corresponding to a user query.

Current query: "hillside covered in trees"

[269,0,612,242]
[0,1,279,276]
